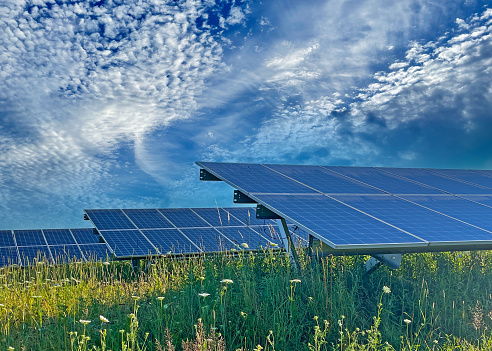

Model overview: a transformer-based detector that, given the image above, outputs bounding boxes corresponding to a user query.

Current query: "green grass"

[2,249,492,350]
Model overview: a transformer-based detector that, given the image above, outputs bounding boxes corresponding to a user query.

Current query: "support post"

[365,254,402,273]
[276,218,300,269]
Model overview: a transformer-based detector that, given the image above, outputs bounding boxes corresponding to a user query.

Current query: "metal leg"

[276,218,300,269]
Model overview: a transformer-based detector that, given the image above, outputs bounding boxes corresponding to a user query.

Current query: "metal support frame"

[365,254,402,273]
[276,218,300,269]
[200,169,222,181]
[233,190,257,204]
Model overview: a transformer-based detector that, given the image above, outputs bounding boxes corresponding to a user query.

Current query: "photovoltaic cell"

[219,226,279,250]
[332,195,492,243]
[0,230,15,247]
[198,162,317,194]
[0,247,19,266]
[142,229,200,255]
[50,245,84,263]
[43,229,76,245]
[192,208,243,227]
[71,228,101,244]
[325,166,443,194]
[101,230,157,257]
[428,169,492,190]
[122,209,173,229]
[79,244,113,261]
[85,209,136,230]
[254,194,426,247]
[266,164,383,194]
[18,246,52,265]
[382,168,491,194]
[179,228,234,252]
[158,208,210,228]
[461,195,492,208]
[14,230,46,246]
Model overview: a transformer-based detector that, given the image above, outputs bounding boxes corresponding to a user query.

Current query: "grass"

[2,248,492,350]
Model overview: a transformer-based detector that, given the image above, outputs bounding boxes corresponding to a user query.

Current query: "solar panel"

[0,247,19,266]
[428,169,492,189]
[71,228,101,244]
[199,162,317,194]
[14,230,47,246]
[324,166,443,194]
[122,209,173,229]
[179,228,234,252]
[158,208,210,228]
[197,162,492,254]
[79,244,113,261]
[141,229,200,255]
[18,246,52,265]
[99,230,157,258]
[192,208,244,227]
[50,245,84,263]
[0,230,15,247]
[43,229,76,245]
[85,209,136,230]
[253,194,426,248]
[218,226,278,250]
[382,168,492,194]
[265,164,384,194]
[224,207,274,226]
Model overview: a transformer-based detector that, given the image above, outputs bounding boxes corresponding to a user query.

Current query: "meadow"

[2,247,492,350]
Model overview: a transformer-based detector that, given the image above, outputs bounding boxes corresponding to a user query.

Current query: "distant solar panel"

[14,230,47,246]
[197,162,492,254]
[122,209,173,229]
[218,226,278,250]
[18,246,52,265]
[0,230,15,247]
[70,228,101,244]
[50,245,84,263]
[224,207,274,226]
[192,208,244,227]
[179,228,234,252]
[141,229,200,255]
[99,230,157,258]
[0,247,19,266]
[43,229,76,245]
[158,208,210,228]
[79,243,113,261]
[85,209,136,230]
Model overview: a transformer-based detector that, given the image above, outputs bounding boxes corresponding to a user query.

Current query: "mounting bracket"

[200,169,221,181]
[256,205,282,219]
[365,254,402,273]
[233,190,257,204]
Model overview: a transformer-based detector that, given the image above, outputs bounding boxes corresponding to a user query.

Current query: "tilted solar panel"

[224,207,274,226]
[0,230,15,247]
[158,208,210,228]
[0,247,19,266]
[192,208,244,227]
[100,230,157,258]
[14,230,47,246]
[50,245,84,263]
[79,244,113,261]
[85,209,136,230]
[18,246,52,265]
[141,229,200,255]
[196,162,492,254]
[179,228,234,252]
[71,228,101,244]
[122,209,173,229]
[43,229,76,245]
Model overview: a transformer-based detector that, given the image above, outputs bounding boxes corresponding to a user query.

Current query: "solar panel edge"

[426,169,492,191]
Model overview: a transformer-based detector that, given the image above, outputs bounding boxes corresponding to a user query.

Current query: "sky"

[1,0,492,229]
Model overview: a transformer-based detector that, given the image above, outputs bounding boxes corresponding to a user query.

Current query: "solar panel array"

[196,162,492,253]
[0,228,112,267]
[84,207,307,259]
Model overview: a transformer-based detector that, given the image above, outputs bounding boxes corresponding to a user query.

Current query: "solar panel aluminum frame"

[196,162,492,255]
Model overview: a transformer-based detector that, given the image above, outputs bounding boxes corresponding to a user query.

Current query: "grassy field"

[2,248,492,350]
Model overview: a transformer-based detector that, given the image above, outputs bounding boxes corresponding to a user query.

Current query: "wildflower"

[240,311,247,318]
[270,242,278,247]
[0,303,4,307]
[32,295,42,299]
[220,279,233,284]
[157,296,165,301]
[403,319,412,324]
[8,347,14,351]
[79,319,91,325]
[289,279,301,284]
[382,286,391,294]
[240,243,249,249]
[99,315,110,323]
[308,296,313,301]
[103,261,110,265]
[131,296,140,300]
[198,293,210,298]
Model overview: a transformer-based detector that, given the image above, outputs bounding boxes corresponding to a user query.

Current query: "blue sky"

[1,0,492,229]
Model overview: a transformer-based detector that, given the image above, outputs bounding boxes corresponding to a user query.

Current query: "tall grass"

[2,249,492,350]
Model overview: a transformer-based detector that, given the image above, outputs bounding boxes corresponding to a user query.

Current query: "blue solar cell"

[198,162,317,194]
[43,229,76,245]
[14,230,46,246]
[50,245,84,263]
[428,169,492,190]
[461,195,492,208]
[179,228,234,252]
[85,209,136,230]
[266,164,383,194]
[325,166,442,194]
[142,229,200,254]
[0,247,19,266]
[400,195,492,232]
[382,168,490,194]
[158,208,210,228]
[218,226,278,250]
[101,230,157,257]
[79,244,113,261]
[254,194,427,247]
[473,170,492,178]
[332,195,492,243]
[289,225,310,242]
[123,209,173,229]
[71,228,101,244]
[0,230,15,247]
[18,246,52,265]
[192,208,243,227]
[224,207,274,226]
